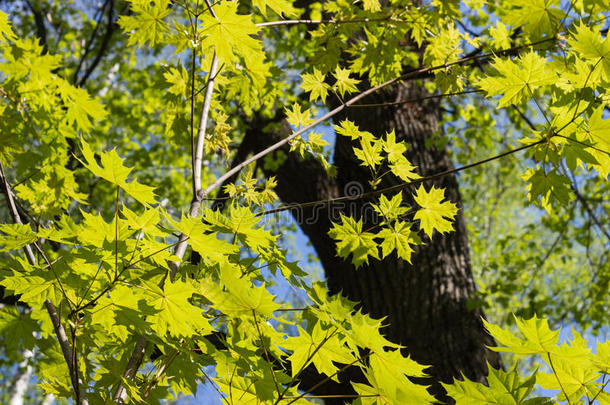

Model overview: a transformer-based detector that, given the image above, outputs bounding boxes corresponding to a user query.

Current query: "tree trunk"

[249,80,500,402]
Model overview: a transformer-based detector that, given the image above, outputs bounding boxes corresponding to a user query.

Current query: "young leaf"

[333,67,361,97]
[504,0,564,39]
[586,106,610,178]
[0,223,37,252]
[377,221,419,262]
[285,103,314,128]
[166,213,237,263]
[354,138,384,169]
[252,0,297,18]
[328,214,379,268]
[483,315,559,355]
[300,68,330,103]
[199,2,261,64]
[118,0,171,47]
[413,185,458,238]
[283,324,356,380]
[444,366,543,405]
[144,279,212,337]
[569,23,610,80]
[478,52,555,108]
[0,11,15,41]
[79,140,156,206]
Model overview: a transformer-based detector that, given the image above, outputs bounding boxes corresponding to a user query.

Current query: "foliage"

[0,0,608,404]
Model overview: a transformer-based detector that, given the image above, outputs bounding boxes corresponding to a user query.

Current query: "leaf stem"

[547,352,573,405]
[252,310,281,395]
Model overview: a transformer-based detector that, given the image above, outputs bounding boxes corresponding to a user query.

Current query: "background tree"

[0,0,608,404]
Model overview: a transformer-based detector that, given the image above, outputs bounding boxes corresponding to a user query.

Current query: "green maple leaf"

[0,223,37,252]
[122,206,163,237]
[118,0,171,47]
[586,106,610,178]
[424,23,463,66]
[354,138,384,169]
[390,156,420,181]
[204,205,276,250]
[300,68,330,103]
[362,0,381,12]
[478,51,556,108]
[166,213,237,263]
[377,221,420,263]
[328,214,379,268]
[444,366,544,405]
[536,357,598,402]
[504,0,564,39]
[569,23,610,80]
[285,103,314,128]
[307,132,328,154]
[344,310,397,353]
[413,185,458,238]
[489,21,511,49]
[368,349,433,404]
[207,263,280,317]
[284,324,355,380]
[57,80,107,132]
[522,167,572,211]
[163,65,188,97]
[355,368,434,405]
[0,11,15,41]
[593,341,610,373]
[77,210,121,248]
[252,0,297,17]
[144,279,211,337]
[334,119,374,142]
[383,130,407,162]
[372,193,408,222]
[370,349,428,382]
[1,269,63,307]
[79,140,156,206]
[0,306,38,351]
[333,67,360,97]
[200,2,261,64]
[89,285,152,341]
[483,315,559,355]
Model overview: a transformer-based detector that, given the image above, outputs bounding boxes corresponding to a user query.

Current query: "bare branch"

[193,53,219,194]
[256,15,393,27]
[112,336,148,402]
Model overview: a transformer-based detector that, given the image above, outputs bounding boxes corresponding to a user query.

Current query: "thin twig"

[252,310,280,395]
[197,37,557,202]
[348,89,482,108]
[257,139,545,216]
[256,15,394,27]
[0,162,87,404]
[284,353,369,405]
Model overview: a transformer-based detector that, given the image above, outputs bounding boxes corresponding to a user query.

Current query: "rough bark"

[249,80,501,403]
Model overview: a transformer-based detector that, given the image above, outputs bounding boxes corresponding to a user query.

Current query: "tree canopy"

[0,0,608,404]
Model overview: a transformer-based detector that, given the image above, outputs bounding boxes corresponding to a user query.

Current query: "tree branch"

[193,53,219,195]
[0,162,88,405]
[114,2,221,401]
[196,36,557,202]
[77,0,116,87]
[24,0,47,53]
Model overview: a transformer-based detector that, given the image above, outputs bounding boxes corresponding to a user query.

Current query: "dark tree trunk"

[247,80,500,403]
